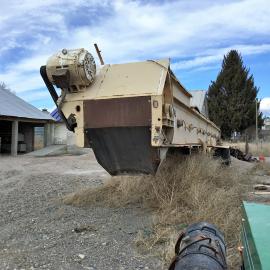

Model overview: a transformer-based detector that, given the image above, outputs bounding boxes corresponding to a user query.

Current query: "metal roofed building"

[50,108,76,145]
[0,86,55,155]
[190,90,209,118]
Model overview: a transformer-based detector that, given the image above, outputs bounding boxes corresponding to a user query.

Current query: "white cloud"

[172,44,270,70]
[0,54,52,93]
[0,0,270,105]
[261,97,270,115]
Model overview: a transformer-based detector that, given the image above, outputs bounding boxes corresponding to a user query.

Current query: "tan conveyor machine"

[40,48,221,175]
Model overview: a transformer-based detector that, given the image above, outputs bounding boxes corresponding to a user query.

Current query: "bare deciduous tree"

[0,81,16,94]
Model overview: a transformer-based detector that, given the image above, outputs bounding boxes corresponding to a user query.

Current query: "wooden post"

[245,133,249,154]
[11,120,18,156]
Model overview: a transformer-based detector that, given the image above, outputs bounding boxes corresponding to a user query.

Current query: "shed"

[0,86,54,155]
[190,90,209,118]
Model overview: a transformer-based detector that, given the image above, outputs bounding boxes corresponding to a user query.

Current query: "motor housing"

[46,48,96,92]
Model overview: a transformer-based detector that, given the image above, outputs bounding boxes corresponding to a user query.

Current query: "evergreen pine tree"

[207,50,263,138]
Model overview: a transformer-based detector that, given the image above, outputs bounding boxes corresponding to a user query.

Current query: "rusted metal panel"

[84,96,151,128]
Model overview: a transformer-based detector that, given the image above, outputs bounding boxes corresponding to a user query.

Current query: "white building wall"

[54,123,76,145]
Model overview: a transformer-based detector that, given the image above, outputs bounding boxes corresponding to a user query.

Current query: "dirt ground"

[0,150,162,270]
[0,150,269,270]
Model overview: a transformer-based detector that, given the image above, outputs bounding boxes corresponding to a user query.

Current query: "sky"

[0,0,270,115]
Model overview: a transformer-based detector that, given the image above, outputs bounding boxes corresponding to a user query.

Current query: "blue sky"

[0,0,270,115]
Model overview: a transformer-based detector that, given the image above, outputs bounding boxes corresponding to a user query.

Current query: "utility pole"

[255,98,259,153]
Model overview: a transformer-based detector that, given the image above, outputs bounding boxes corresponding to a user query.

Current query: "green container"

[241,202,270,270]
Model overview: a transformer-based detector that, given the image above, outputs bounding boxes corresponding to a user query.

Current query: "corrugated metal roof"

[0,86,54,121]
[190,90,209,117]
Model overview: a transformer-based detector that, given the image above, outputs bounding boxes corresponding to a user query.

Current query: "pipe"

[94,43,104,65]
[40,65,74,131]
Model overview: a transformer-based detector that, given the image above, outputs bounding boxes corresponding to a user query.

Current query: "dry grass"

[251,161,270,176]
[230,141,270,157]
[63,154,249,269]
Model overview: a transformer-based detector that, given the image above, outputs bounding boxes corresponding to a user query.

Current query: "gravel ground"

[1,150,269,270]
[0,150,162,270]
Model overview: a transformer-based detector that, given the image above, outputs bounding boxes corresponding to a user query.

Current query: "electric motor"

[46,48,96,92]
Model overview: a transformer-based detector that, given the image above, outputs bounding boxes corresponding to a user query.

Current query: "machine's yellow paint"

[61,100,85,147]
[48,57,220,149]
